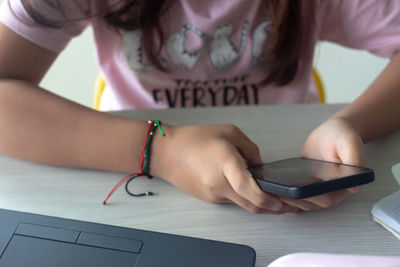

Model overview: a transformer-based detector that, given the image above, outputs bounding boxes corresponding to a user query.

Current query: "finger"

[280,197,323,212]
[344,176,361,193]
[225,190,298,214]
[346,186,360,194]
[316,190,353,208]
[304,190,353,209]
[222,148,283,211]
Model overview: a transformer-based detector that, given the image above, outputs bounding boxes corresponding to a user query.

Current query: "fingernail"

[349,186,360,193]
[270,200,283,211]
[290,208,299,213]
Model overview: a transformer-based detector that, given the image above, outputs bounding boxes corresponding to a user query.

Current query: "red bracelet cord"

[102,120,156,205]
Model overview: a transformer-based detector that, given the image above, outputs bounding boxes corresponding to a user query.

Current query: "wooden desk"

[1,104,399,266]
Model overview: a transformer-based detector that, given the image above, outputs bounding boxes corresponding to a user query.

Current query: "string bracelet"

[102,120,166,205]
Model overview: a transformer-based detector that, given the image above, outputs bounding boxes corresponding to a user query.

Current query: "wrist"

[102,119,173,204]
[148,123,175,179]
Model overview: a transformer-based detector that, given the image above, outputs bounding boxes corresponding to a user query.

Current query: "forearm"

[332,53,400,143]
[0,79,153,173]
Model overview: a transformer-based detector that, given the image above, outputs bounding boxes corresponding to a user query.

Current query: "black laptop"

[0,209,255,267]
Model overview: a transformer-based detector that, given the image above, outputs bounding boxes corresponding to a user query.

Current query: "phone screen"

[249,158,371,186]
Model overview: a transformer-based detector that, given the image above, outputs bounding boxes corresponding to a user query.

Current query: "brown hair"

[263,0,303,86]
[20,0,304,86]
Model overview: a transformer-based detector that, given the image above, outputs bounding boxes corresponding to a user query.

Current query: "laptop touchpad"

[1,224,140,267]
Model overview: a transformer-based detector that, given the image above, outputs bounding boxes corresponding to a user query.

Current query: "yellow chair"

[93,68,326,110]
[93,73,106,111]
[312,68,326,103]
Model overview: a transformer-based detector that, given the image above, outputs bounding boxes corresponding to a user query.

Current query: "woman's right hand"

[151,124,296,214]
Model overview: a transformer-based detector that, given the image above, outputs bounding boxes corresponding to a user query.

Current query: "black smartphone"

[248,157,374,199]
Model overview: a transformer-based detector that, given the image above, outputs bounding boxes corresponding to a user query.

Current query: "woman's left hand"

[280,117,364,211]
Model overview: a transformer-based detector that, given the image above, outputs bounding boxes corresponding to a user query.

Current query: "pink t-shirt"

[1,0,400,111]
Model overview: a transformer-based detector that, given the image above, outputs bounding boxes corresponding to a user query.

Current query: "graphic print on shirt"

[210,20,249,71]
[152,74,259,107]
[251,21,271,67]
[123,20,271,108]
[124,20,270,73]
[166,24,209,70]
[123,31,153,72]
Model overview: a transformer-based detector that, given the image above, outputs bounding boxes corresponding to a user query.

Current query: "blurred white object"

[371,189,400,239]
[268,253,400,267]
[392,163,400,185]
[370,163,400,239]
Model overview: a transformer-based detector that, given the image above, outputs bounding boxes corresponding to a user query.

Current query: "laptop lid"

[0,209,255,267]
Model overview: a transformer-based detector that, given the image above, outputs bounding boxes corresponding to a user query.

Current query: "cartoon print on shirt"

[210,20,249,71]
[166,24,209,70]
[124,20,268,73]
[121,19,270,107]
[124,30,153,72]
[251,21,271,67]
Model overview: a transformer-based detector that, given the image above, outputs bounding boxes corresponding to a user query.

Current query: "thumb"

[337,133,364,166]
[235,142,262,167]
[337,133,364,193]
[228,128,263,167]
